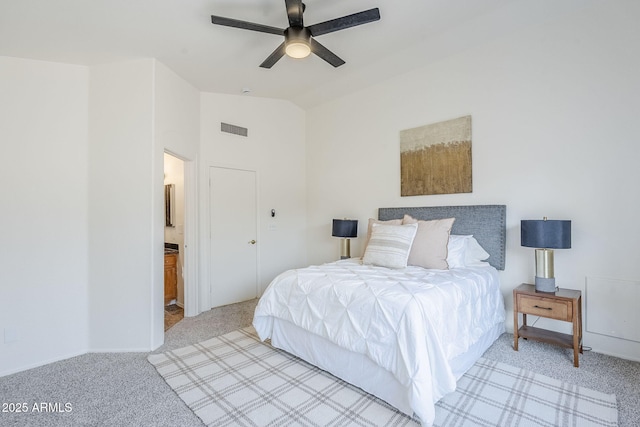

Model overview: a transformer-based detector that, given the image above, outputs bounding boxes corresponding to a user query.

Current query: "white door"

[209,166,258,307]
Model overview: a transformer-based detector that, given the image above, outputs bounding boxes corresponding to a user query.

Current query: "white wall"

[153,60,200,333]
[199,93,307,311]
[154,61,200,161]
[0,57,89,375]
[88,58,200,351]
[88,58,156,351]
[306,3,640,360]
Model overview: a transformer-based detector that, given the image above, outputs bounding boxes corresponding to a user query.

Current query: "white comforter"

[253,259,505,426]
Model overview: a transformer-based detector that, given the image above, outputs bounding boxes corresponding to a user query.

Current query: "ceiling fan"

[211,0,380,68]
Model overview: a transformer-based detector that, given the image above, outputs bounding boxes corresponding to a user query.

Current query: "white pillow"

[363,223,418,269]
[446,235,471,269]
[447,235,490,268]
[465,236,491,266]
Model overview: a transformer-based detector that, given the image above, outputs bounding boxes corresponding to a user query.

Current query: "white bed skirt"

[270,318,505,418]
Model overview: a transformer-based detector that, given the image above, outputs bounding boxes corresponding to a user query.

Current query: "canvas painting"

[400,115,472,196]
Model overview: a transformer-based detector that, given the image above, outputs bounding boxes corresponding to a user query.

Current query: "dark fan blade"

[211,15,283,35]
[310,39,345,67]
[285,0,304,27]
[260,42,287,68]
[307,8,380,37]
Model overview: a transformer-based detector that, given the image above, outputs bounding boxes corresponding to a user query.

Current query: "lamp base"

[535,276,556,293]
[340,238,351,259]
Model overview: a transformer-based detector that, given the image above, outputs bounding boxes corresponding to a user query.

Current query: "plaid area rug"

[148,328,618,427]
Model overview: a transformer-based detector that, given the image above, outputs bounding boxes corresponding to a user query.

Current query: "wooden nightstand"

[513,283,583,367]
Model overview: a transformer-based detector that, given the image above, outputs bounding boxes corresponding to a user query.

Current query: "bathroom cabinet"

[164,253,178,305]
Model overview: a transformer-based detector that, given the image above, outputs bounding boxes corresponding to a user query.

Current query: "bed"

[253,205,506,426]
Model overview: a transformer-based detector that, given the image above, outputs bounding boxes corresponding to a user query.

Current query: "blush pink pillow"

[402,215,455,269]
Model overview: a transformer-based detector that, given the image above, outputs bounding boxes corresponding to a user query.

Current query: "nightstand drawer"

[517,294,572,321]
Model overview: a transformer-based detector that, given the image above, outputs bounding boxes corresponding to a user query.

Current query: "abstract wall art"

[400,115,472,196]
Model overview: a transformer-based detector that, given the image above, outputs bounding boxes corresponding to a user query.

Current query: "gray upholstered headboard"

[378,205,507,270]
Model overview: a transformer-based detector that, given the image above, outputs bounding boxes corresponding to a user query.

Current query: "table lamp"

[521,217,571,292]
[332,219,358,259]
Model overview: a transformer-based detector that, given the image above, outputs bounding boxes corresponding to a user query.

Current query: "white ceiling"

[0,0,595,109]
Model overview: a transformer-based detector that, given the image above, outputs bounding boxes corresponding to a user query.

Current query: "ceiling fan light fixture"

[211,4,380,68]
[284,27,311,59]
[285,41,311,58]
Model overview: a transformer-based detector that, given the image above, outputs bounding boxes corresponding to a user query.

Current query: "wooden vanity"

[164,252,178,305]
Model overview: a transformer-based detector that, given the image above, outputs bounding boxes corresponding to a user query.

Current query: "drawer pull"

[534,305,552,310]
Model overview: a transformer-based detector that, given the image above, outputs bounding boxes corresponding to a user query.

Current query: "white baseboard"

[0,348,88,378]
[589,346,640,363]
[1,345,161,377]
[87,347,151,353]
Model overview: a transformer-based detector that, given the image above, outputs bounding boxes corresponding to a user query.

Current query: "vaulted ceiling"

[0,0,595,108]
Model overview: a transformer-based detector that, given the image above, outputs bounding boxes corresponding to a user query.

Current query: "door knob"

[249,240,256,244]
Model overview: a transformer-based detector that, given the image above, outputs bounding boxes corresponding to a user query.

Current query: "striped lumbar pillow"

[363,223,418,269]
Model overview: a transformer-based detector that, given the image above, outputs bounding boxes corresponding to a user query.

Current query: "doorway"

[164,153,185,330]
[209,166,258,308]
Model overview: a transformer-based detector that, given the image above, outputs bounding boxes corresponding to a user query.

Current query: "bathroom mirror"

[165,184,175,227]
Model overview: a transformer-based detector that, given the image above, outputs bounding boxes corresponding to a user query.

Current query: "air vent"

[221,122,248,137]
